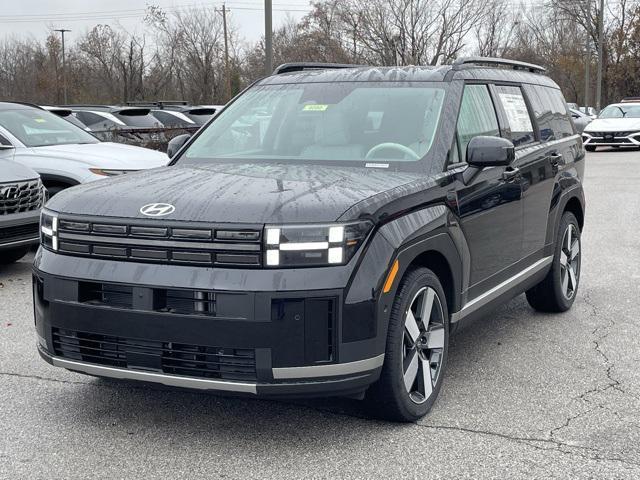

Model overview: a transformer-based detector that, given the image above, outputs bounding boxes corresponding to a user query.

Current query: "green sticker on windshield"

[302,104,329,111]
[34,118,47,123]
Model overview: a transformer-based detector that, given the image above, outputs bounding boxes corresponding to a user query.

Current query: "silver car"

[0,102,168,195]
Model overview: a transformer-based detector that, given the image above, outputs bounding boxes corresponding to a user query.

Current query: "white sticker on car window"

[499,93,533,132]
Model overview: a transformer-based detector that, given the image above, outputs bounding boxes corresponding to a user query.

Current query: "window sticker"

[302,104,329,111]
[34,118,47,123]
[499,93,533,132]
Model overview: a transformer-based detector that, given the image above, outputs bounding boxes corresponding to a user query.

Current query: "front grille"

[592,137,633,144]
[589,131,639,138]
[0,222,39,244]
[0,179,44,215]
[54,216,263,267]
[52,327,257,381]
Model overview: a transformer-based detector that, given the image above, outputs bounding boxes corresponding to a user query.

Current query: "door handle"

[502,167,520,182]
[549,153,562,172]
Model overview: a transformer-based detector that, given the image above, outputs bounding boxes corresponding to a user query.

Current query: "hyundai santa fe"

[34,58,585,421]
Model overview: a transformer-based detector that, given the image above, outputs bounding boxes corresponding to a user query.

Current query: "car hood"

[47,163,422,223]
[0,158,40,182]
[23,142,168,169]
[584,118,640,132]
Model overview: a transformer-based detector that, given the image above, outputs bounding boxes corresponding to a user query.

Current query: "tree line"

[0,0,637,108]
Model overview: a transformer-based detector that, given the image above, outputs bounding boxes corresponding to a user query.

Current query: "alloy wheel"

[560,223,581,300]
[402,286,446,404]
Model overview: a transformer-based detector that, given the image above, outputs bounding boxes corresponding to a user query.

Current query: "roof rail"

[453,57,546,74]
[125,100,189,107]
[273,62,363,75]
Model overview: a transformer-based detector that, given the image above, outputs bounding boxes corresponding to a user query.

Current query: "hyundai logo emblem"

[140,203,176,217]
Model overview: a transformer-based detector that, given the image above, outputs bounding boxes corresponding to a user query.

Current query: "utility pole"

[595,0,604,112]
[584,0,590,111]
[265,0,273,75]
[219,3,231,100]
[54,28,71,104]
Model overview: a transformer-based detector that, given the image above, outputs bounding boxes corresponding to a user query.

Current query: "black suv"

[34,58,585,421]
[1,159,45,264]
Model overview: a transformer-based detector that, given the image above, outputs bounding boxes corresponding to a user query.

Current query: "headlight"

[264,221,373,267]
[40,210,58,251]
[89,168,136,176]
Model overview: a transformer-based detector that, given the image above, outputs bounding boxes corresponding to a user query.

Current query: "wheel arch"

[380,231,463,334]
[563,195,584,230]
[40,174,80,193]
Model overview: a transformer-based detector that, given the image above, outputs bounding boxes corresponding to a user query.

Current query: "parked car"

[63,105,164,132]
[582,102,640,151]
[0,159,45,264]
[41,106,90,130]
[145,102,222,127]
[34,58,585,422]
[620,97,640,103]
[0,102,168,194]
[569,108,592,133]
[581,106,597,118]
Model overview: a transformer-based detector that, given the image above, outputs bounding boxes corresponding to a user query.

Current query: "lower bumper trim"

[272,354,385,379]
[38,346,384,396]
[39,346,258,394]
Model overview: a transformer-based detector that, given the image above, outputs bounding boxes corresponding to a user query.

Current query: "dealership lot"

[1,149,639,479]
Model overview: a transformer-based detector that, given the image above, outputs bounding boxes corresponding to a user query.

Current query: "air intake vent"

[52,328,257,381]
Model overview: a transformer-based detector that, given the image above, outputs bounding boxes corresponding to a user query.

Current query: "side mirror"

[466,136,515,168]
[167,134,191,158]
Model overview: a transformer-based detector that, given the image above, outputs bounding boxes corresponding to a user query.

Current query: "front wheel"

[366,267,449,422]
[526,212,581,312]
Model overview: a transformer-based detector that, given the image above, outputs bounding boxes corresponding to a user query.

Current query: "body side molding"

[451,256,553,323]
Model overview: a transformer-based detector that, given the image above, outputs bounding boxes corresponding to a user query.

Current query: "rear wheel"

[585,145,596,152]
[0,246,30,265]
[526,212,581,312]
[366,267,449,422]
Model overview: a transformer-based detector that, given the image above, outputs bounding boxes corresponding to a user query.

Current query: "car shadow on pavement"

[47,293,554,443]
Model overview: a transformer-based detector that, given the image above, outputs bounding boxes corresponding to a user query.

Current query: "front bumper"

[0,209,40,250]
[582,132,640,147]
[33,249,389,398]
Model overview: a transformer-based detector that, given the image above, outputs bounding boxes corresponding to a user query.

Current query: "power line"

[0,1,311,23]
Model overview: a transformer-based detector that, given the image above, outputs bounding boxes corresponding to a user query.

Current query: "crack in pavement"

[3,368,640,469]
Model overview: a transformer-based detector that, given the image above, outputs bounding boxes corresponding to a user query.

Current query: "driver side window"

[457,85,500,162]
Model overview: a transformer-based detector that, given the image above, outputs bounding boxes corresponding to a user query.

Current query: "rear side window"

[495,85,535,147]
[525,85,575,141]
[75,112,117,130]
[456,85,500,161]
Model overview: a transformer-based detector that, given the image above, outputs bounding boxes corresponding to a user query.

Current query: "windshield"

[179,82,446,168]
[599,105,640,119]
[0,109,98,147]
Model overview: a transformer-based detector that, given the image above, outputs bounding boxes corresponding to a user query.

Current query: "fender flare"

[375,228,463,344]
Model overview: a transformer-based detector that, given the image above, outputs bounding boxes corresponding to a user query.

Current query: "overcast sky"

[0,0,310,45]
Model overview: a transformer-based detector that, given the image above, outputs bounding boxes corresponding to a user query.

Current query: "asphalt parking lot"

[1,149,639,479]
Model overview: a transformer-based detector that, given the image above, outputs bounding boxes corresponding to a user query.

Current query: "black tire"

[585,145,596,152]
[0,246,30,265]
[365,267,449,422]
[526,212,581,312]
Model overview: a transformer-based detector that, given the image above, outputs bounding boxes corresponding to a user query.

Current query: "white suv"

[0,102,168,195]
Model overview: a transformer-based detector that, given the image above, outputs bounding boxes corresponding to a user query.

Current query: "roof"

[258,63,559,89]
[605,102,640,108]
[0,102,42,111]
